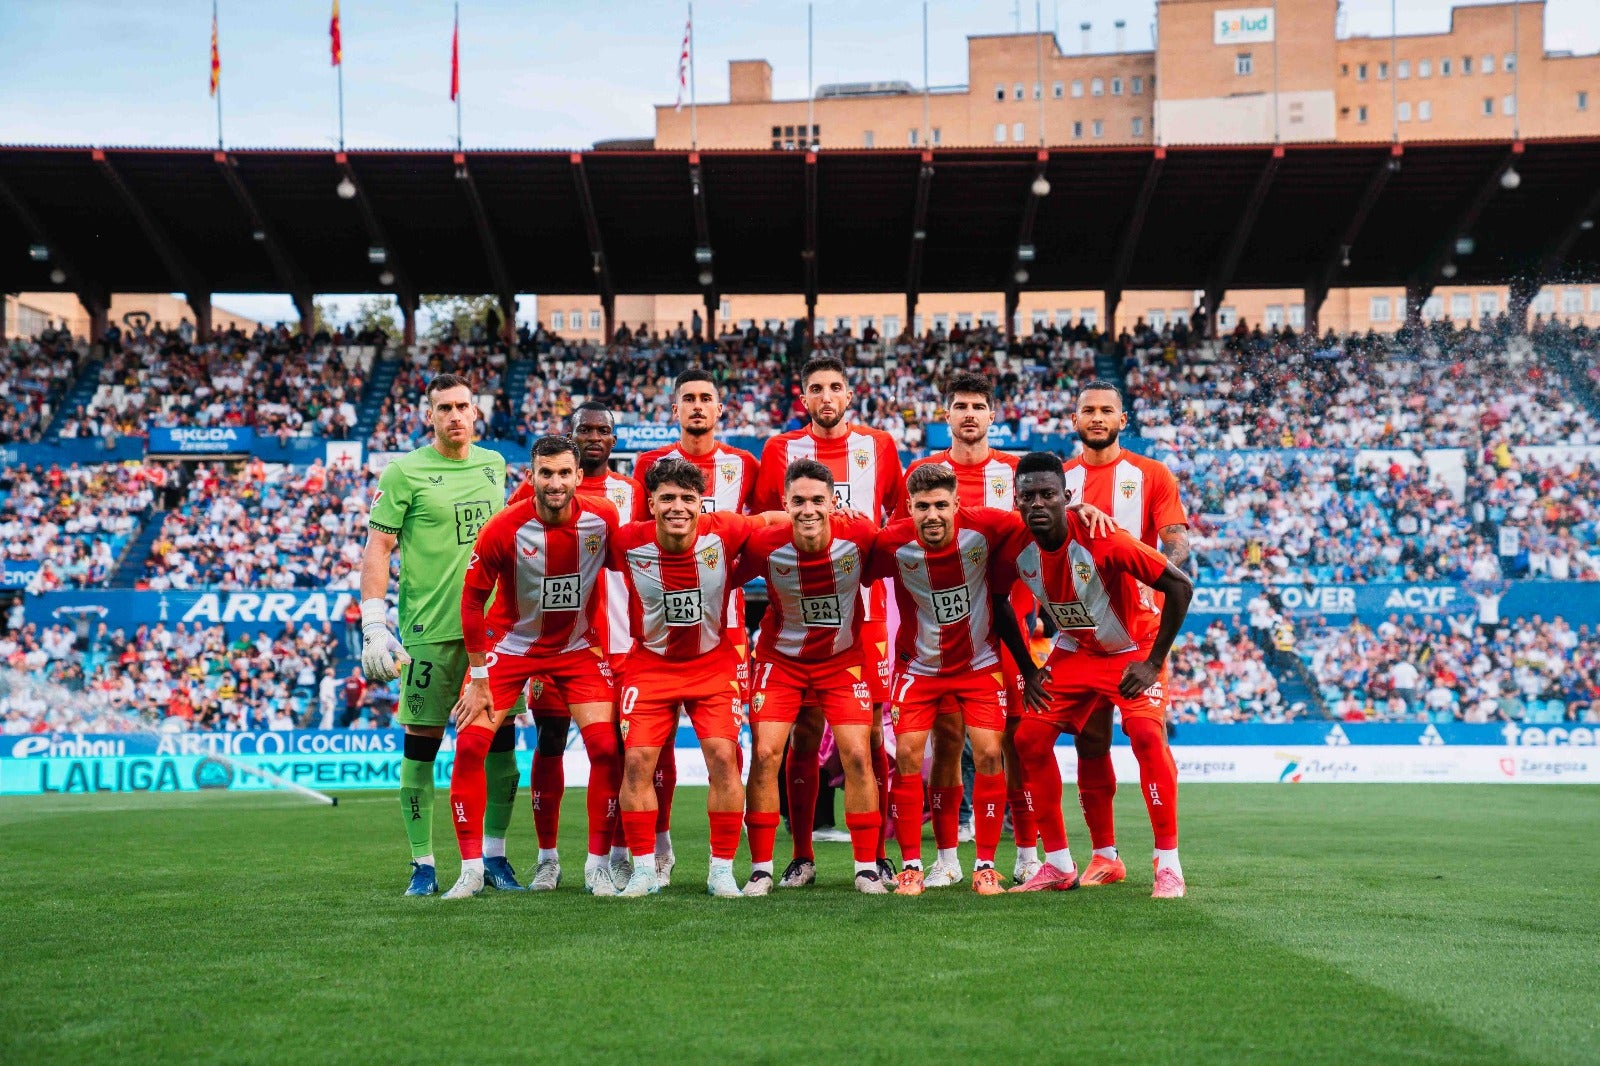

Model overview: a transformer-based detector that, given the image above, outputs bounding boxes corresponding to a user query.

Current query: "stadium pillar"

[805,299,816,347]
[499,295,517,346]
[1104,289,1121,341]
[1004,290,1019,348]
[601,293,615,345]
[294,292,315,338]
[399,293,418,348]
[1204,290,1222,340]
[1303,285,1325,338]
[1404,283,1429,330]
[1508,278,1538,333]
[0,293,6,343]
[79,290,108,344]
[188,294,213,343]
[704,292,718,339]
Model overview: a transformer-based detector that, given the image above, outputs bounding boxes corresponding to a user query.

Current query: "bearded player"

[361,374,522,896]
[1061,381,1189,888]
[1002,453,1193,897]
[609,458,789,897]
[735,459,888,895]
[511,402,647,892]
[754,355,903,886]
[446,435,624,899]
[632,369,760,884]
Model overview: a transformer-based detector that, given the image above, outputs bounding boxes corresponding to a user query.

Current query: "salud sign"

[1214,7,1274,43]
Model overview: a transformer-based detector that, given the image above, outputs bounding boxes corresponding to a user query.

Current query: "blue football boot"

[483,856,527,891]
[405,861,438,897]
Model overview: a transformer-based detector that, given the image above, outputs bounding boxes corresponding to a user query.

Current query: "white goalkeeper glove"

[360,598,411,683]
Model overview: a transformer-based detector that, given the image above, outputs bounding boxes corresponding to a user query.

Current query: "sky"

[3,0,1595,326]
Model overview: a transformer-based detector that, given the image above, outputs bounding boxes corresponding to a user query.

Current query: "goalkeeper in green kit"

[361,374,526,896]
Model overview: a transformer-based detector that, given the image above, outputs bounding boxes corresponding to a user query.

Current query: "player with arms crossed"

[754,355,904,886]
[609,457,789,897]
[735,459,889,895]
[362,374,521,896]
[447,435,624,899]
[1061,381,1190,887]
[1002,452,1193,897]
[869,464,1032,896]
[511,402,647,892]
[632,369,760,884]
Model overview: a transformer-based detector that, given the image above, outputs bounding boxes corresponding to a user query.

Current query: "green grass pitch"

[2,784,1597,1064]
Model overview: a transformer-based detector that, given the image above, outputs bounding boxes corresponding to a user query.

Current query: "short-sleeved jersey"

[634,441,758,515]
[1060,449,1186,548]
[1001,510,1170,656]
[368,444,507,646]
[733,514,879,663]
[609,512,765,663]
[866,506,1018,678]
[460,496,619,657]
[897,449,1019,515]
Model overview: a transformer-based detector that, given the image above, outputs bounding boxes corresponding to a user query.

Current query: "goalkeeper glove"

[360,598,411,683]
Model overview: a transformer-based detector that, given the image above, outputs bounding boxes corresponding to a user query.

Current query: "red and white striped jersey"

[509,468,645,522]
[734,514,879,663]
[867,506,1017,677]
[460,496,619,657]
[634,441,758,515]
[609,511,765,663]
[898,449,1019,515]
[1000,511,1169,656]
[1060,450,1186,549]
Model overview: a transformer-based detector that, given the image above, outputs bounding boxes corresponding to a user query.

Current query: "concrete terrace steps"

[351,357,402,441]
[110,509,169,587]
[43,359,103,440]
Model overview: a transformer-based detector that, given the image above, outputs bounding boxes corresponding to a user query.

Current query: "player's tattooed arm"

[1120,563,1193,699]
[990,593,1049,713]
[1158,523,1191,569]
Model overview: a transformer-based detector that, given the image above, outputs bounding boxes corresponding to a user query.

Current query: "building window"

[568,310,582,329]
[979,311,998,328]
[1217,306,1237,330]
[1398,60,1410,79]
[863,130,874,147]
[1478,293,1499,318]
[1132,116,1145,136]
[1055,309,1072,327]
[1358,105,1368,123]
[913,314,924,335]
[993,123,1006,142]
[1482,54,1494,74]
[1440,57,1452,76]
[1416,296,1439,319]
[1563,289,1584,315]
[931,127,942,144]
[1080,309,1098,329]
[908,128,919,146]
[1264,304,1284,327]
[550,312,564,331]
[1378,61,1389,80]
[1111,76,1123,95]
[1370,296,1392,323]
[1397,101,1411,122]
[1580,91,1590,111]
[1533,289,1556,314]
[1289,304,1305,329]
[1071,79,1084,98]
[1590,288,1600,313]
[1419,59,1431,78]
[1052,81,1064,99]
[1014,82,1025,100]
[1340,63,1349,77]
[1483,97,1494,116]
[1462,56,1472,74]
[1236,53,1253,76]
[772,140,782,149]
[1072,120,1084,138]
[1148,310,1166,330]
[995,84,1006,101]
[1357,63,1368,81]
[720,299,731,317]
[1091,77,1104,96]
[771,126,781,137]
[1033,82,1042,100]
[932,313,948,332]
[1504,94,1517,116]
[589,310,602,330]
[1504,53,1516,72]
[1451,294,1471,319]
[1418,100,1432,121]
[1013,122,1025,142]
[1092,119,1104,137]
[1131,76,1144,94]
[884,315,900,336]
[1289,100,1305,123]
[956,312,973,329]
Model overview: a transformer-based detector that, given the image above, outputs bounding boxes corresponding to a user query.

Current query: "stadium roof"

[1,139,1598,306]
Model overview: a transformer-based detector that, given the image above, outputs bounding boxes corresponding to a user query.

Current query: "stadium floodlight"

[367,246,387,264]
[1582,219,1595,231]
[251,229,266,242]
[1017,244,1036,263]
[1499,166,1521,190]
[1441,262,1458,279]
[28,244,49,261]
[1340,245,1352,269]
[1031,175,1051,197]
[336,176,358,199]
[694,246,714,265]
[1454,237,1476,257]
[697,270,714,287]
[1013,268,1029,284]
[49,268,66,285]
[378,270,395,287]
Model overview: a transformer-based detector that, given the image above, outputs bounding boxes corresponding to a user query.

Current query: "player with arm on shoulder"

[631,369,759,883]
[609,457,789,897]
[1060,380,1190,888]
[1001,452,1193,897]
[513,402,647,892]
[446,436,623,899]
[736,458,889,896]
[360,373,521,897]
[753,355,904,886]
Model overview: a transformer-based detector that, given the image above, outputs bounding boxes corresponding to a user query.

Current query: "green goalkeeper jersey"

[368,443,507,647]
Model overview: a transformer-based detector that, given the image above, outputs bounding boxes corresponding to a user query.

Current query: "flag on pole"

[450,8,460,101]
[210,11,221,97]
[675,14,691,111]
[330,0,343,66]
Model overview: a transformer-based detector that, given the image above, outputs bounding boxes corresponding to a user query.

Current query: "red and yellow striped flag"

[330,0,343,66]
[209,11,220,96]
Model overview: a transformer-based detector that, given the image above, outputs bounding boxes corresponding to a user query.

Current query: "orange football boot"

[1078,853,1127,886]
[894,867,925,896]
[971,867,1005,895]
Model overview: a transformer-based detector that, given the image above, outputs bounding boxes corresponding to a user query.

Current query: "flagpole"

[338,65,346,151]
[807,2,813,149]
[455,1,463,151]
[213,0,223,150]
[922,1,929,145]
[689,1,697,150]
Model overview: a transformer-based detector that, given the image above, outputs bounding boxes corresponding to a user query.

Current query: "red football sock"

[785,744,819,862]
[1125,717,1179,850]
[745,810,781,866]
[872,742,891,860]
[653,743,677,834]
[1014,718,1068,853]
[530,750,565,850]
[845,811,881,864]
[1008,788,1038,850]
[972,772,1006,864]
[579,723,621,858]
[708,810,743,861]
[930,784,962,850]
[620,809,656,858]
[1077,752,1118,852]
[890,774,924,865]
[449,724,494,861]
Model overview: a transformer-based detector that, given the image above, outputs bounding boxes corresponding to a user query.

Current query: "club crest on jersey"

[964,545,985,568]
[1119,479,1137,499]
[851,448,870,470]
[482,466,497,482]
[838,551,857,575]
[609,490,628,509]
[1074,561,1093,583]
[584,533,602,556]
[718,461,736,483]
[699,545,720,569]
[990,477,1007,498]
[529,679,545,701]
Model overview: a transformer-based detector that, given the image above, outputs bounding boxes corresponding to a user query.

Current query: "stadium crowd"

[0,461,163,590]
[1,334,82,443]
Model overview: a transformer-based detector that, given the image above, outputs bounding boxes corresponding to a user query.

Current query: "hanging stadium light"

[1499,166,1521,190]
[378,270,395,287]
[336,176,358,199]
[1031,175,1051,197]
[1441,262,1458,279]
[1454,237,1476,257]
[49,268,66,284]
[367,246,387,264]
[1013,268,1030,284]
[28,244,49,261]
[697,270,714,287]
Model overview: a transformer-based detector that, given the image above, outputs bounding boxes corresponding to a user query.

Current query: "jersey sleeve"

[892,457,924,520]
[460,511,512,655]
[863,524,903,584]
[624,476,649,521]
[730,527,773,586]
[1147,461,1188,530]
[507,478,533,506]
[753,438,788,512]
[632,449,659,488]
[877,432,907,522]
[712,511,763,556]
[973,508,1026,591]
[739,450,760,514]
[845,516,883,588]
[367,460,412,535]
[1093,525,1171,587]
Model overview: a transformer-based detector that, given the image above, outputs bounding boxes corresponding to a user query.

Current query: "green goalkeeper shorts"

[398,641,525,728]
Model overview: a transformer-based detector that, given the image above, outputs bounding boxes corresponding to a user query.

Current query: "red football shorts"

[888,667,1008,734]
[526,653,626,714]
[1036,647,1167,732]
[618,651,742,749]
[749,650,875,729]
[1000,643,1032,720]
[859,619,891,703]
[490,646,613,717]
